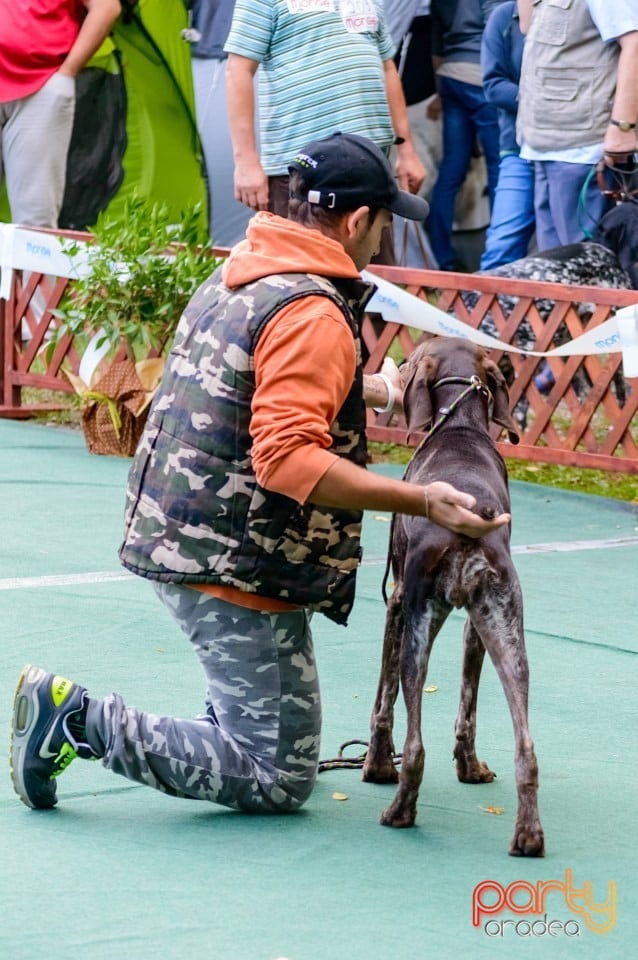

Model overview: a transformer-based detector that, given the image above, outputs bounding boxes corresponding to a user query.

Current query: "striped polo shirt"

[225,0,396,175]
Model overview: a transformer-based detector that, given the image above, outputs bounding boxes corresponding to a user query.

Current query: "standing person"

[223,0,425,224]
[384,0,423,46]
[0,0,122,228]
[10,133,510,815]
[394,1,436,110]
[392,0,439,267]
[186,0,253,246]
[479,0,535,269]
[426,0,506,271]
[517,0,638,249]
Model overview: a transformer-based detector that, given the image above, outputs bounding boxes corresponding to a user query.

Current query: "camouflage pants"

[85,584,322,812]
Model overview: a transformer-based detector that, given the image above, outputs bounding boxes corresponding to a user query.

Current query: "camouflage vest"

[517,0,619,152]
[119,269,375,625]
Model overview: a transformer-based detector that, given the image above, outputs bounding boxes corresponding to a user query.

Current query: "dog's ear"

[483,358,520,444]
[402,356,434,437]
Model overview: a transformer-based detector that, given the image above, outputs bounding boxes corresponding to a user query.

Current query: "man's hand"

[394,143,426,195]
[380,356,402,396]
[234,159,269,211]
[426,94,442,122]
[363,356,404,412]
[426,481,511,537]
[226,54,266,210]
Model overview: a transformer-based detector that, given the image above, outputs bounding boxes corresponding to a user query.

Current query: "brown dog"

[362,337,545,857]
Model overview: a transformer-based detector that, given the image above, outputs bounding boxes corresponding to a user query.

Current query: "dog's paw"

[362,731,398,783]
[508,826,545,858]
[456,758,496,784]
[380,801,417,829]
[362,760,399,784]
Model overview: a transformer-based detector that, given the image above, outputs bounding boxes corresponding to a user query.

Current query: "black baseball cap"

[288,131,429,220]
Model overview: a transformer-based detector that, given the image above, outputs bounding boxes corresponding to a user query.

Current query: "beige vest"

[517,0,619,151]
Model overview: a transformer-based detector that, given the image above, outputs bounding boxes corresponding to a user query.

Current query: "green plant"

[48,193,222,360]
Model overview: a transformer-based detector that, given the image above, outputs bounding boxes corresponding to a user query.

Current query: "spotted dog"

[465,203,638,417]
[362,337,545,858]
[475,240,632,354]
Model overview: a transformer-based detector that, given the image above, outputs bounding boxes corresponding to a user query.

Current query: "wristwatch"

[610,119,636,132]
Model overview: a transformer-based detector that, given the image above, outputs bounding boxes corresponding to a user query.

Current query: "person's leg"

[2,74,75,227]
[546,160,608,246]
[426,76,474,270]
[87,585,321,812]
[471,105,501,209]
[535,160,609,248]
[480,154,536,270]
[532,161,562,250]
[192,57,253,246]
[11,587,322,812]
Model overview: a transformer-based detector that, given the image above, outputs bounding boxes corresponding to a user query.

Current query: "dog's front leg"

[362,587,404,784]
[454,617,496,784]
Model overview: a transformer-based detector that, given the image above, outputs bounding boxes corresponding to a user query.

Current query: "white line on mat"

[0,536,636,589]
[0,571,135,590]
[511,536,638,554]
[364,536,638,564]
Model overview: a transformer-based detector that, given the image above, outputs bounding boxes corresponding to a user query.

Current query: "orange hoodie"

[197,212,372,613]
[223,211,368,504]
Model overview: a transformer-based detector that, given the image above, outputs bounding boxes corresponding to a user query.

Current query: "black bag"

[59,59,127,230]
[394,15,436,107]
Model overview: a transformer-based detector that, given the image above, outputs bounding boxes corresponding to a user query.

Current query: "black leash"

[318,739,402,773]
[323,379,490,775]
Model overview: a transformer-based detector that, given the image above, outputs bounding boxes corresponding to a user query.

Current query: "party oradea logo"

[472,869,617,938]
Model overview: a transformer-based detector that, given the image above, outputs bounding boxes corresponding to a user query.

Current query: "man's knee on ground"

[250,766,317,814]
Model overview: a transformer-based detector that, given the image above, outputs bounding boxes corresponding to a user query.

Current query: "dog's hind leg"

[453,617,496,784]
[380,600,448,828]
[467,581,545,857]
[362,587,404,784]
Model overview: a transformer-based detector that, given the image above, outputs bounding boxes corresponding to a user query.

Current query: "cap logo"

[292,152,318,169]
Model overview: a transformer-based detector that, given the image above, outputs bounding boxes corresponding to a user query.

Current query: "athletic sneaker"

[10,664,96,809]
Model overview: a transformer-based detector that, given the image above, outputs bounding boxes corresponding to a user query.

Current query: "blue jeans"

[427,75,501,270]
[533,160,609,249]
[480,152,536,270]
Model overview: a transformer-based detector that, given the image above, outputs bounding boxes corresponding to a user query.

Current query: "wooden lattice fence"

[1,242,637,473]
[364,265,638,474]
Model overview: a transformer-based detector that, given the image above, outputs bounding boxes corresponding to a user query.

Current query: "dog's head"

[401,336,520,444]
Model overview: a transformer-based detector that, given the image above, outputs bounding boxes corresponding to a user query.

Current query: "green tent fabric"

[0,0,207,231]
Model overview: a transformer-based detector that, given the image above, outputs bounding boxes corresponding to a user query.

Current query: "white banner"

[363,270,638,379]
[1,223,636,378]
[0,222,89,300]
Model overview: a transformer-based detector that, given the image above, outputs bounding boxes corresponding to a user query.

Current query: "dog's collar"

[432,374,491,396]
[419,375,492,446]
